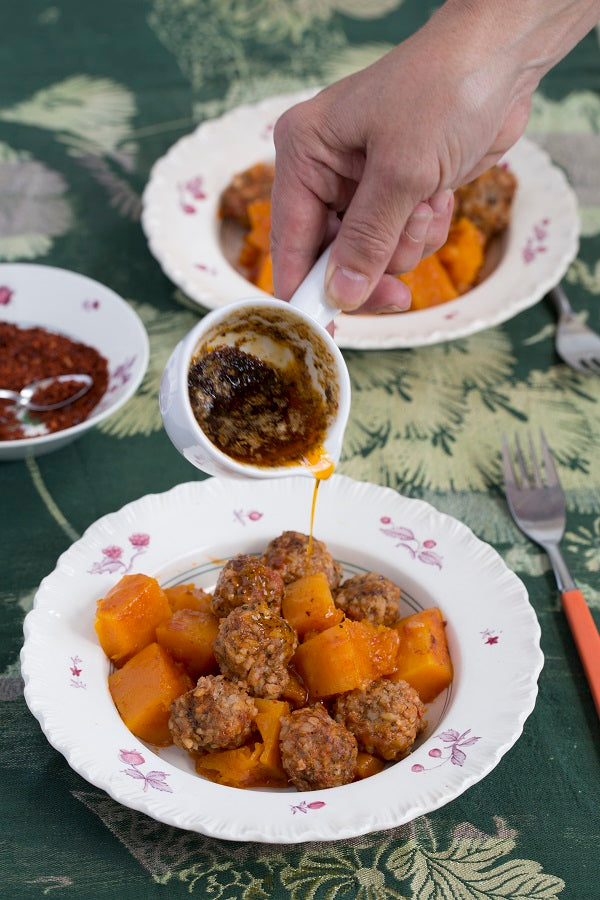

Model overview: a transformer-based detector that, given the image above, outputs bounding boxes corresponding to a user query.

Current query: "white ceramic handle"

[288,245,339,328]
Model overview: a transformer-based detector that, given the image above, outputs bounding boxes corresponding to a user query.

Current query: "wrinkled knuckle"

[342,219,392,266]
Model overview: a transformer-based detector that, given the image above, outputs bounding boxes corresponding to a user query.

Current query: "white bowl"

[0,263,149,461]
[21,475,543,843]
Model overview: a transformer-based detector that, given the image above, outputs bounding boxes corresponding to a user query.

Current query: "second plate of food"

[21,474,542,843]
[141,88,579,349]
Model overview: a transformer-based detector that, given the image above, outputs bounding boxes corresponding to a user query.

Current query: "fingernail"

[372,301,411,314]
[429,189,454,216]
[326,266,371,309]
[404,210,432,243]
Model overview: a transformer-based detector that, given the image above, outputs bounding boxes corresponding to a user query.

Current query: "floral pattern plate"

[21,474,543,843]
[141,89,579,349]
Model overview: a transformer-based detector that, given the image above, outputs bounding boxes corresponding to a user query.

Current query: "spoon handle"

[288,245,339,329]
[0,389,21,402]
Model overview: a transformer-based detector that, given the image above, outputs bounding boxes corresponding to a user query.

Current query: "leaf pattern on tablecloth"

[71,791,565,899]
[97,301,199,438]
[0,142,72,260]
[340,326,600,517]
[527,90,600,237]
[0,76,140,218]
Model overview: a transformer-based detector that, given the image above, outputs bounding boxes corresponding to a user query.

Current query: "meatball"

[452,166,517,240]
[279,704,358,791]
[211,553,285,618]
[169,674,256,753]
[332,679,425,761]
[334,572,401,626]
[219,162,274,227]
[213,602,298,698]
[261,530,343,590]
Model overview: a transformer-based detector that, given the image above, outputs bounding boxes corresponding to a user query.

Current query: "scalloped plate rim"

[21,474,543,843]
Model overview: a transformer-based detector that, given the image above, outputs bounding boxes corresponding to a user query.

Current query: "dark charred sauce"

[188,344,331,468]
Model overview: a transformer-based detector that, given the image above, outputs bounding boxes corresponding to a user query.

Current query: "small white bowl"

[0,263,149,461]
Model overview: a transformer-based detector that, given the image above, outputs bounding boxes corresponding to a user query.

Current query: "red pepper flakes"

[0,322,109,441]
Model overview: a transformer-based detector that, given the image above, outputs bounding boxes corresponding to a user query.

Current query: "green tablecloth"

[2,2,599,897]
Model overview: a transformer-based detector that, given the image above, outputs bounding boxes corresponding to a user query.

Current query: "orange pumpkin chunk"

[437,217,485,293]
[399,253,459,310]
[282,572,344,639]
[389,607,453,703]
[108,642,193,745]
[95,573,172,667]
[164,583,213,614]
[155,609,219,679]
[280,668,308,708]
[253,698,290,784]
[355,751,386,780]
[292,618,399,698]
[195,744,264,788]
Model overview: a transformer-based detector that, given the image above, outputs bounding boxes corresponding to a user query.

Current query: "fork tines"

[501,429,559,490]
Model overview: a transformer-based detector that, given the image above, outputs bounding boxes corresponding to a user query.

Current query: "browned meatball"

[332,679,425,761]
[213,602,298,698]
[279,704,358,791]
[219,162,274,227]
[452,166,517,240]
[261,530,343,590]
[169,674,256,753]
[334,572,401,626]
[211,553,285,618]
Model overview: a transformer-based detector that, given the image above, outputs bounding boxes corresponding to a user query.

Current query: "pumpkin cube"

[155,609,219,679]
[164,583,213,614]
[108,642,193,745]
[292,619,370,698]
[253,698,290,784]
[437,217,485,293]
[355,751,385,780]
[389,607,453,702]
[95,573,172,667]
[195,744,264,789]
[282,572,343,639]
[399,253,459,310]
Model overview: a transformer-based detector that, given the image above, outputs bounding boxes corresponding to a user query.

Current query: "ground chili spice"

[0,322,109,441]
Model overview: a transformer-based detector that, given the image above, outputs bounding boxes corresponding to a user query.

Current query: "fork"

[501,429,600,716]
[548,284,600,375]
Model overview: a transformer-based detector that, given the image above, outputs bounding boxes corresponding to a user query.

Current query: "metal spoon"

[0,374,93,411]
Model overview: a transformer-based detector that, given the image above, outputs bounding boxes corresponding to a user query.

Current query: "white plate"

[0,264,149,460]
[141,89,579,349]
[21,474,542,843]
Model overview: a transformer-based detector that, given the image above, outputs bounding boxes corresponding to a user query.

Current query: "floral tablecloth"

[1,2,599,898]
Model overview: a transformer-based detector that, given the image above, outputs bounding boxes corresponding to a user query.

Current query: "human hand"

[270,0,594,312]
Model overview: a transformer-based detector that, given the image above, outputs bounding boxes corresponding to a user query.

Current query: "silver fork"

[549,284,600,375]
[501,430,600,717]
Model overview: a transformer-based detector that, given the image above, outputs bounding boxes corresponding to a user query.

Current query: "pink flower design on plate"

[481,627,501,645]
[69,655,86,689]
[195,262,218,275]
[411,728,481,773]
[290,800,326,815]
[88,534,150,574]
[83,299,101,311]
[107,358,136,394]
[233,509,263,526]
[119,749,173,793]
[379,517,443,568]
[178,176,207,213]
[0,286,14,305]
[522,218,550,263]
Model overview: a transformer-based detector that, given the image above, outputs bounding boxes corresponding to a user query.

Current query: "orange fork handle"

[561,589,600,718]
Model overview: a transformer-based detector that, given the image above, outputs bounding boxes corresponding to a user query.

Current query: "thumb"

[324,160,420,311]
